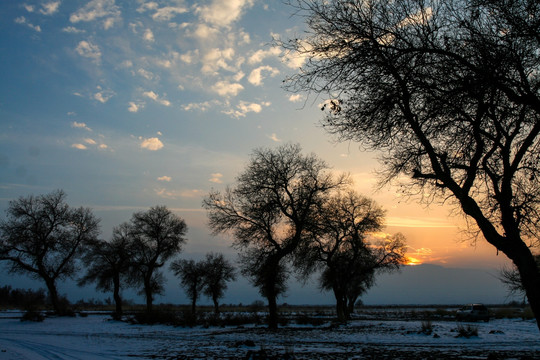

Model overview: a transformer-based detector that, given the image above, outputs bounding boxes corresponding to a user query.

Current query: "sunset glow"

[0,1,516,307]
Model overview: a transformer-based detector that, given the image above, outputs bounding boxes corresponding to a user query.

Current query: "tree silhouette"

[0,190,100,314]
[282,0,540,329]
[201,252,236,314]
[78,223,134,319]
[299,191,406,321]
[203,143,347,328]
[129,205,188,313]
[171,259,206,314]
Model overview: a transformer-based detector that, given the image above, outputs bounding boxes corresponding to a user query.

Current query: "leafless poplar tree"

[282,0,540,329]
[0,190,100,314]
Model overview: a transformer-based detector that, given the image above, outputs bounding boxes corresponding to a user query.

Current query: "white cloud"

[14,17,41,32]
[192,23,219,41]
[209,173,223,184]
[136,2,158,12]
[150,6,188,21]
[224,100,270,118]
[195,0,255,27]
[182,100,220,112]
[201,48,236,74]
[75,40,101,64]
[103,17,116,30]
[154,188,203,199]
[157,176,172,182]
[137,68,155,80]
[94,87,115,103]
[143,91,171,106]
[71,143,87,150]
[248,65,280,86]
[269,133,281,142]
[99,144,108,149]
[62,26,85,33]
[84,138,97,145]
[288,94,302,102]
[179,50,198,64]
[140,137,163,151]
[211,81,243,97]
[143,28,154,42]
[128,101,144,113]
[70,0,121,29]
[71,121,92,131]
[248,47,281,65]
[24,5,35,12]
[40,1,61,15]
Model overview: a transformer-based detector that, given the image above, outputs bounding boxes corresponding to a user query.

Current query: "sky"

[0,0,517,305]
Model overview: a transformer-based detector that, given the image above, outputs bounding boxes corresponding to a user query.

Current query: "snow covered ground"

[0,311,538,359]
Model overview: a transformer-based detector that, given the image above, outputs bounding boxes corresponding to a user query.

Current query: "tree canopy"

[282,0,540,329]
[0,190,100,314]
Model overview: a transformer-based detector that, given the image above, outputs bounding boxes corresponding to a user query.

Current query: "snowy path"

[0,313,539,359]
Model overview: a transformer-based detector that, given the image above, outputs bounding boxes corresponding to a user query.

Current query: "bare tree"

[0,190,100,314]
[171,259,206,314]
[203,143,347,329]
[78,223,134,319]
[201,252,236,314]
[300,191,406,321]
[282,0,540,329]
[130,205,188,313]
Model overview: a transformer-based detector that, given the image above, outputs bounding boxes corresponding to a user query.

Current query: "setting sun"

[405,257,422,266]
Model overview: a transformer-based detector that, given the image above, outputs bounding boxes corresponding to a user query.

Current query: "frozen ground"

[0,311,538,359]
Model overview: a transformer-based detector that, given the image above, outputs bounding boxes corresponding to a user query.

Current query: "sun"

[405,257,422,266]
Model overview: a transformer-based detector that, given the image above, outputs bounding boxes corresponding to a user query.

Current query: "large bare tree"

[282,0,540,329]
[129,205,188,313]
[203,143,347,329]
[299,191,406,321]
[78,223,134,319]
[0,190,100,314]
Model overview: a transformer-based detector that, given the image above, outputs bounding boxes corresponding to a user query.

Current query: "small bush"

[456,324,478,338]
[295,313,325,326]
[420,320,433,335]
[21,310,45,322]
[522,307,534,320]
[130,310,182,326]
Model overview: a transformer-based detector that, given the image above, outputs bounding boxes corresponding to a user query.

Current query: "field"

[0,306,538,359]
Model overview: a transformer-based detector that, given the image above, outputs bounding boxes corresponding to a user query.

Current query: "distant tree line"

[0,144,407,328]
[0,285,47,309]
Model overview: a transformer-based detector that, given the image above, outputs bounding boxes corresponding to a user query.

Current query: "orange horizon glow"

[405,256,422,266]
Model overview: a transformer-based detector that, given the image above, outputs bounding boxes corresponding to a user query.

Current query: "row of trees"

[1,144,406,327]
[0,191,236,318]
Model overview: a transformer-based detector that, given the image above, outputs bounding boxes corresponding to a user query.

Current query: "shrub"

[456,324,478,338]
[21,310,45,322]
[295,313,326,326]
[420,320,433,335]
[130,310,182,326]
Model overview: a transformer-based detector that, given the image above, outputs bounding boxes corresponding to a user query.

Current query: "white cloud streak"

[140,137,164,151]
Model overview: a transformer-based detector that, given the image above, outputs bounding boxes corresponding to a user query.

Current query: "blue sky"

[0,0,515,304]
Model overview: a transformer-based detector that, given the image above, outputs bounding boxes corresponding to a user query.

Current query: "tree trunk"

[333,287,347,323]
[267,292,278,329]
[512,245,540,331]
[191,293,197,314]
[144,277,153,314]
[346,295,358,319]
[113,274,123,319]
[212,295,220,314]
[44,277,61,315]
